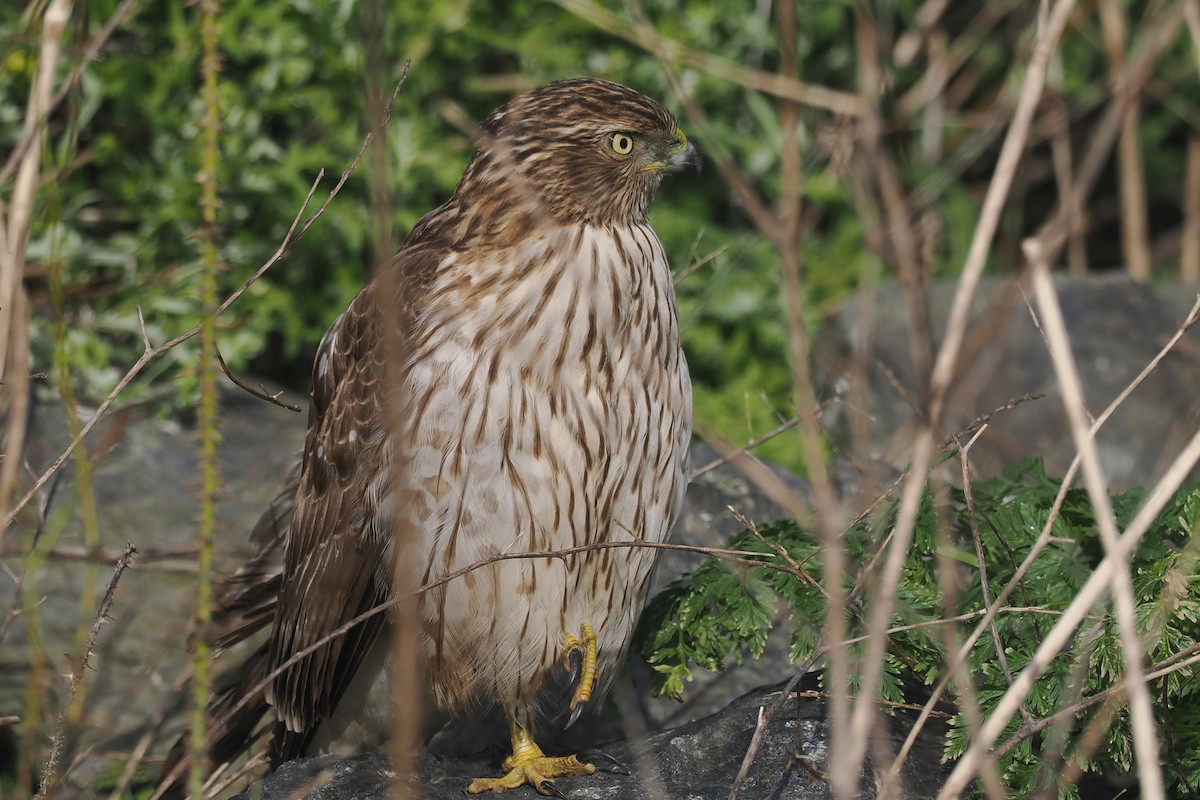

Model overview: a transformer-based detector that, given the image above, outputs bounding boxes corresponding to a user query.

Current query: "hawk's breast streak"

[390,221,691,713]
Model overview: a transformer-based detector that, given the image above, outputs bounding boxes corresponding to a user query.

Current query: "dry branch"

[1029,1,1187,267]
[842,3,1080,793]
[1098,0,1152,280]
[882,293,1200,796]
[554,0,866,116]
[0,0,74,548]
[37,543,136,798]
[1029,249,1165,797]
[5,62,413,540]
[935,317,1200,796]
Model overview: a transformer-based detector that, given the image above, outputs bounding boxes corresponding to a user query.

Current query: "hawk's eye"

[609,132,635,155]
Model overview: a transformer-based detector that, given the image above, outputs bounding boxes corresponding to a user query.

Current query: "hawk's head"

[466,79,700,227]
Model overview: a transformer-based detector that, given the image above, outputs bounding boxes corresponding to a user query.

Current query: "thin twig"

[689,416,800,480]
[649,51,777,242]
[0,0,75,550]
[994,646,1200,760]
[189,8,223,791]
[935,427,1200,798]
[215,348,302,413]
[5,170,321,534]
[1097,0,1151,280]
[837,606,1068,648]
[553,0,866,116]
[894,0,1022,118]
[1026,249,1164,797]
[728,660,819,800]
[0,542,198,564]
[38,543,137,798]
[929,471,1008,800]
[726,504,826,599]
[791,689,955,720]
[956,438,1029,722]
[729,2,851,793]
[673,243,729,285]
[1027,1,1186,267]
[0,460,67,646]
[694,426,814,523]
[0,0,139,190]
[938,393,1044,451]
[106,667,194,800]
[201,751,269,800]
[845,3,1079,790]
[690,391,846,483]
[209,535,816,737]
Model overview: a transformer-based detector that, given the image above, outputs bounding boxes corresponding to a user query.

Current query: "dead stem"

[37,543,137,798]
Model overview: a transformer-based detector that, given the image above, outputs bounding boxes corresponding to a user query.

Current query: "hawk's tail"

[155,643,274,798]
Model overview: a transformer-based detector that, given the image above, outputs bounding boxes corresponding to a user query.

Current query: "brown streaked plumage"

[165,78,697,796]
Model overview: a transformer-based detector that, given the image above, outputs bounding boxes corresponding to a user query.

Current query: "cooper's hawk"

[174,78,697,796]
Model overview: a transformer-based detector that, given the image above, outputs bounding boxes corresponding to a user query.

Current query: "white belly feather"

[386,223,691,715]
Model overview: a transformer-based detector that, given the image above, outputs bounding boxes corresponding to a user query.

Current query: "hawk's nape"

[165,78,698,797]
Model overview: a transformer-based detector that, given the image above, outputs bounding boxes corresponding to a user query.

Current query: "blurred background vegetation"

[5,3,1200,796]
[4,0,1199,471]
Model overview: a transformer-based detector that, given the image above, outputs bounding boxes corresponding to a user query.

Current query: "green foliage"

[0,3,968,465]
[7,0,1200,467]
[635,459,1200,795]
[10,0,860,461]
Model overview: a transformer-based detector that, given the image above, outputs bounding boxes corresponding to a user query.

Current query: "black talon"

[579,749,629,775]
[565,646,583,686]
[538,779,566,798]
[564,697,587,730]
[562,646,586,730]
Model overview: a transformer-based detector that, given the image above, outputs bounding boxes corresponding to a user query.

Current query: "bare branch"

[216,349,302,413]
[883,293,1200,797]
[1019,246,1164,797]
[553,0,866,116]
[38,543,137,798]
[846,4,1080,789]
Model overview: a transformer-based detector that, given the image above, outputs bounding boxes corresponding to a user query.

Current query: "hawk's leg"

[561,622,597,728]
[466,709,596,795]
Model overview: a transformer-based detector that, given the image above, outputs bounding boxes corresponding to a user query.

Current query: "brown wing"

[263,278,390,762]
[264,245,440,763]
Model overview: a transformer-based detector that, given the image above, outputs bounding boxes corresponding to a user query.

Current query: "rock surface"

[234,681,949,800]
[815,275,1200,488]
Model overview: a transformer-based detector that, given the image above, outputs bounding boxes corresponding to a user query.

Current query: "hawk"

[173,78,697,796]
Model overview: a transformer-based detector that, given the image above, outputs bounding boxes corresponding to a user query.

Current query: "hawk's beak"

[666,128,701,173]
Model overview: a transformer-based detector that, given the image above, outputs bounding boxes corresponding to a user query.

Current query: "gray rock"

[3,386,307,784]
[815,275,1200,488]
[234,682,949,799]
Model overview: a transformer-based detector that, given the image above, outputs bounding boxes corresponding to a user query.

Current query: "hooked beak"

[665,128,702,173]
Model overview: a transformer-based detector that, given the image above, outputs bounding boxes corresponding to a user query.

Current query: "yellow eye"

[610,132,634,155]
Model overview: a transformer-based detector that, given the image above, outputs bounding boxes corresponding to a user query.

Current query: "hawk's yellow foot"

[466,712,595,795]
[561,622,598,728]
